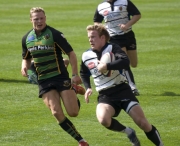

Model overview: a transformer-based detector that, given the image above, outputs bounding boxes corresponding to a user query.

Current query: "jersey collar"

[41,25,48,33]
[92,43,109,59]
[33,25,48,36]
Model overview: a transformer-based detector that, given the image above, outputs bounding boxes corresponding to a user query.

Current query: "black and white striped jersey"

[80,43,129,92]
[93,0,140,36]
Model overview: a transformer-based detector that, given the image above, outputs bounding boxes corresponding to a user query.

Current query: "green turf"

[0,0,180,145]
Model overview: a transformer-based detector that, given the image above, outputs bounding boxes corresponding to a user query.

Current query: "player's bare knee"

[67,110,79,117]
[98,118,109,127]
[99,120,108,127]
[136,119,149,130]
[131,63,137,68]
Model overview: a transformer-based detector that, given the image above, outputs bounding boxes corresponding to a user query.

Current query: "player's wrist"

[72,74,79,77]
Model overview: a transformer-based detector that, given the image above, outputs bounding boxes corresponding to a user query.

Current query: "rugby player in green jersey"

[21,7,88,146]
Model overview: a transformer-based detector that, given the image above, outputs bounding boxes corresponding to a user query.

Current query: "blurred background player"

[93,0,141,96]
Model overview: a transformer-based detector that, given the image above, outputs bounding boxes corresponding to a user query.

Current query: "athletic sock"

[106,118,126,132]
[59,117,83,142]
[122,127,134,135]
[145,125,163,146]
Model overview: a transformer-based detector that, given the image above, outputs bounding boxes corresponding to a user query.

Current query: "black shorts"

[109,30,137,50]
[38,75,72,98]
[98,83,139,117]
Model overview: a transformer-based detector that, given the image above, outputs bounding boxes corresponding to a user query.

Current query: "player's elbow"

[137,14,141,21]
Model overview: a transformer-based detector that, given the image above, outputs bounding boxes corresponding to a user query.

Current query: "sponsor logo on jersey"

[87,62,95,69]
[28,45,54,52]
[103,10,109,16]
[27,35,35,41]
[44,34,50,40]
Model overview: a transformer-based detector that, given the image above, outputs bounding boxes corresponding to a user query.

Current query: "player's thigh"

[60,90,79,116]
[127,50,138,67]
[96,103,115,123]
[42,90,64,115]
[129,105,151,131]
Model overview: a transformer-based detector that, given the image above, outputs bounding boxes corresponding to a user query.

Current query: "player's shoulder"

[46,25,67,40]
[111,43,121,49]
[22,29,33,40]
[46,25,63,34]
[82,48,93,56]
[97,0,111,8]
[82,48,97,60]
[103,43,121,52]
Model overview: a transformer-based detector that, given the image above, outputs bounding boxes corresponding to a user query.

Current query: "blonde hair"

[86,24,110,42]
[30,7,45,17]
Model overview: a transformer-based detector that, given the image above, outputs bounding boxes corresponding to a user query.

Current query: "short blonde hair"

[30,7,45,17]
[86,24,110,42]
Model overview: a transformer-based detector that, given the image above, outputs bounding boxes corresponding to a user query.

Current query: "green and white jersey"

[22,25,73,80]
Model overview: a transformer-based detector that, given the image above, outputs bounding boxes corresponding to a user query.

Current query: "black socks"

[59,117,83,142]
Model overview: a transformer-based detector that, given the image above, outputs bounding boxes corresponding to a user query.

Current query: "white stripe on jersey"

[82,45,127,92]
[97,0,131,36]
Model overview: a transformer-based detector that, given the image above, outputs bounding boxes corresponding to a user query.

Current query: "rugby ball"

[100,52,115,77]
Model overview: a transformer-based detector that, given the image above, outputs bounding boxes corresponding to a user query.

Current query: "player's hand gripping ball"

[100,52,115,77]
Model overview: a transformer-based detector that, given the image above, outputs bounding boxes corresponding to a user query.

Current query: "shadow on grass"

[0,78,28,84]
[161,92,180,96]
